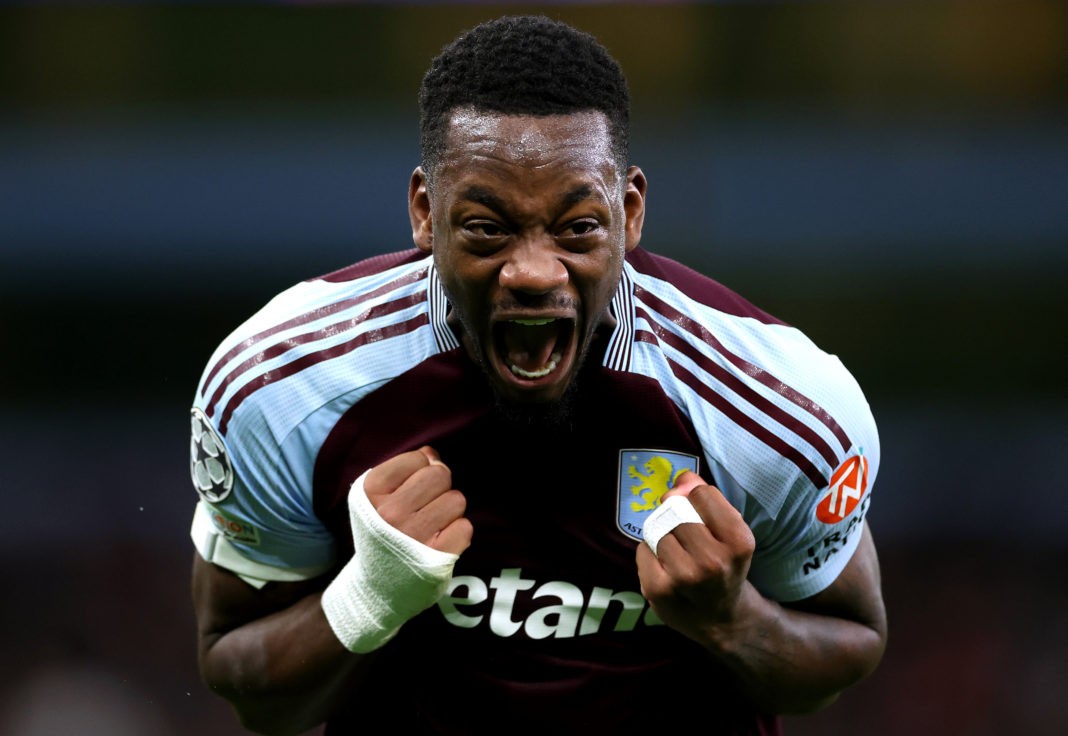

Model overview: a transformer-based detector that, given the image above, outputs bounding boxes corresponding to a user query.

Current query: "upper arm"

[784,521,887,643]
[191,552,330,657]
[189,552,362,735]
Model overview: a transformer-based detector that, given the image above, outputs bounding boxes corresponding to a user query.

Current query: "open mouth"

[495,317,574,382]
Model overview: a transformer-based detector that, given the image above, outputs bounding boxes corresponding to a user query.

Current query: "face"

[409,110,646,409]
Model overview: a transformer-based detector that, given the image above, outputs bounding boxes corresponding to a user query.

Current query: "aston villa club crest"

[616,449,699,542]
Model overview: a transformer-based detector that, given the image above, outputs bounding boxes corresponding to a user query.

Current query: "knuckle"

[734,526,756,556]
[696,556,729,582]
[420,461,452,486]
[673,561,708,589]
[442,489,468,515]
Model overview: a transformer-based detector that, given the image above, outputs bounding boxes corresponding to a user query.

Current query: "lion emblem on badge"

[628,455,682,512]
[616,449,699,542]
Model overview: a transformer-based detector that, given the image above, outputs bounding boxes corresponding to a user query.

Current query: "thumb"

[663,469,707,500]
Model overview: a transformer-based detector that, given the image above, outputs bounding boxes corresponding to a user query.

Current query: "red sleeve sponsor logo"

[802,496,869,576]
[815,453,868,524]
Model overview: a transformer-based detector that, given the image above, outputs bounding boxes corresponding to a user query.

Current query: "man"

[188,15,886,734]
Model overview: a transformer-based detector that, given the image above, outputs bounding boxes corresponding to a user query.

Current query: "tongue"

[502,321,558,373]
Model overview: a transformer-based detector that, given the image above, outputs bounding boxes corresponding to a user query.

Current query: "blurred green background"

[1,2,1065,734]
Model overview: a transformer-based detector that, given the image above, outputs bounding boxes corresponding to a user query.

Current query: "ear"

[623,166,647,253]
[408,166,434,252]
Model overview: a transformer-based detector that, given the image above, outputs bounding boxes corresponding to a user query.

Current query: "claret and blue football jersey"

[188,247,879,732]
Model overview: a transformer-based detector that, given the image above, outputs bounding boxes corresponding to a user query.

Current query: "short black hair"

[418,15,631,184]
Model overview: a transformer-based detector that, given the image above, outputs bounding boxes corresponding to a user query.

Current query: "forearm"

[702,582,886,714]
[199,593,368,736]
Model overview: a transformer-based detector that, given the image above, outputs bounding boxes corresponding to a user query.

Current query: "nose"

[498,240,568,295]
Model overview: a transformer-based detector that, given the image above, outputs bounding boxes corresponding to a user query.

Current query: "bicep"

[784,521,887,638]
[191,552,328,655]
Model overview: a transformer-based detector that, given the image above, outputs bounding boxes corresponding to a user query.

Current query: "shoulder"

[623,248,879,517]
[624,248,786,326]
[316,249,430,284]
[192,248,437,442]
[623,248,858,406]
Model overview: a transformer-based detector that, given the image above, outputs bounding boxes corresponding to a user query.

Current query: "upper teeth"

[512,318,554,326]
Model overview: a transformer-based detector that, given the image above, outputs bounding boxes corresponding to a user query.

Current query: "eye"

[559,219,602,237]
[463,220,508,239]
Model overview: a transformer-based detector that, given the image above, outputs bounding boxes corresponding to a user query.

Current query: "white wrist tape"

[322,470,459,653]
[643,495,704,556]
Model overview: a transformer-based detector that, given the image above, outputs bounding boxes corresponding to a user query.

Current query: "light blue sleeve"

[189,400,337,582]
[744,409,880,602]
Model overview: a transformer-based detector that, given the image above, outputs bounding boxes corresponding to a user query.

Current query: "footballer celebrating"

[188,15,887,734]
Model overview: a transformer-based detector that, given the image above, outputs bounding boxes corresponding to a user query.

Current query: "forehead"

[437,109,618,190]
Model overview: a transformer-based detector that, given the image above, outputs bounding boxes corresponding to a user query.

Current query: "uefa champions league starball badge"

[190,408,235,503]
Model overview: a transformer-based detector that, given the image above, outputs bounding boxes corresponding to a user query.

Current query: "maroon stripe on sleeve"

[206,291,426,419]
[635,328,828,489]
[316,249,426,283]
[201,267,426,396]
[626,248,786,325]
[217,312,430,436]
[635,307,839,469]
[635,286,851,454]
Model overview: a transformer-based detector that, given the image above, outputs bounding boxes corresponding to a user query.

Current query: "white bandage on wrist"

[321,470,459,653]
[642,495,704,556]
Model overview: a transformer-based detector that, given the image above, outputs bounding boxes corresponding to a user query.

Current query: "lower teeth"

[510,352,561,379]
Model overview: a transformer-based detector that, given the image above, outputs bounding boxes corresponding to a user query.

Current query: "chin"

[489,373,582,431]
[491,393,576,431]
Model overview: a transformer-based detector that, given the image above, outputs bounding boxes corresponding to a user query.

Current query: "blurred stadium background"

[1,2,1065,734]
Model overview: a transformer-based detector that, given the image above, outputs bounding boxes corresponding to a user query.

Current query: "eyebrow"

[562,184,595,209]
[459,184,599,212]
[460,186,505,211]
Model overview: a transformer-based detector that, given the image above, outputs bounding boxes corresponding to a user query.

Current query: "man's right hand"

[320,446,471,654]
[364,446,473,556]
